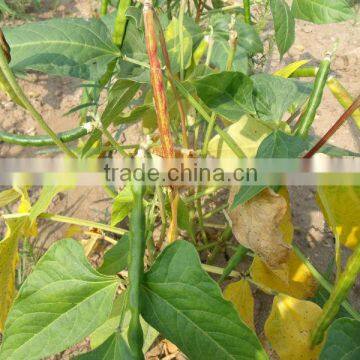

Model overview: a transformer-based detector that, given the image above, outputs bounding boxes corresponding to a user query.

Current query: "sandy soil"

[0,1,359,359]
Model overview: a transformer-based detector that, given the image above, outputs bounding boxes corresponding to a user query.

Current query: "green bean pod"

[0,127,88,147]
[311,242,360,346]
[218,244,248,284]
[243,0,251,25]
[295,57,331,138]
[127,180,146,359]
[193,37,209,65]
[100,0,109,16]
[113,0,132,47]
[289,66,318,78]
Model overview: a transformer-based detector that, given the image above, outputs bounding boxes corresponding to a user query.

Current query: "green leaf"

[77,333,135,360]
[0,0,15,15]
[141,240,268,360]
[291,0,355,24]
[256,131,307,158]
[211,14,263,55]
[320,318,360,359]
[113,105,152,126]
[252,74,310,122]
[110,185,134,227]
[0,239,119,360]
[4,18,119,80]
[89,294,158,354]
[98,235,130,276]
[193,71,256,120]
[270,0,295,57]
[164,17,193,74]
[177,198,195,240]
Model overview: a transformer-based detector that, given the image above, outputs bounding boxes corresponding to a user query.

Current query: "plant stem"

[304,95,360,158]
[155,186,167,250]
[100,0,109,16]
[0,49,76,158]
[3,212,127,235]
[101,126,129,157]
[218,244,248,284]
[295,57,331,138]
[203,203,228,220]
[205,31,214,66]
[179,0,186,81]
[226,28,237,71]
[327,76,360,129]
[113,0,132,47]
[202,263,240,278]
[195,0,204,22]
[335,234,342,282]
[311,242,360,346]
[183,186,218,203]
[174,79,246,158]
[153,11,189,148]
[243,0,251,25]
[143,0,175,158]
[293,245,360,321]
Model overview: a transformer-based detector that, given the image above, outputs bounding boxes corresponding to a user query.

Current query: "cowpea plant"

[0,0,360,359]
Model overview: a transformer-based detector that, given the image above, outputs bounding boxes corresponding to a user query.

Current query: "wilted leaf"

[223,279,255,330]
[274,60,310,78]
[229,187,291,269]
[265,295,324,360]
[207,115,273,158]
[250,188,318,299]
[0,219,23,331]
[320,318,360,360]
[317,186,360,250]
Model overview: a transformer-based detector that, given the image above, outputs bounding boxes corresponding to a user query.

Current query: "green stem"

[218,244,248,284]
[3,212,127,235]
[207,225,232,264]
[295,57,331,138]
[179,0,186,80]
[243,0,251,25]
[202,263,240,278]
[183,186,218,203]
[127,181,145,359]
[174,79,246,158]
[113,0,132,47]
[100,0,109,16]
[293,245,360,321]
[0,49,76,158]
[311,242,360,346]
[201,112,216,157]
[101,126,129,157]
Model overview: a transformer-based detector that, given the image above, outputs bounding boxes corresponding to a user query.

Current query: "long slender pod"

[113,0,132,47]
[243,0,251,25]
[311,242,360,346]
[127,179,146,359]
[0,127,88,147]
[100,0,109,16]
[295,57,331,137]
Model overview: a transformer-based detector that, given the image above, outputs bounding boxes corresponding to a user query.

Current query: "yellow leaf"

[0,219,24,331]
[224,279,255,330]
[317,186,360,250]
[0,189,20,208]
[14,186,37,237]
[273,60,310,78]
[265,295,323,360]
[229,188,291,269]
[208,115,273,158]
[250,188,317,298]
[251,251,318,299]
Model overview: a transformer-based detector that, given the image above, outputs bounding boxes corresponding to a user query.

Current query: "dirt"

[0,1,359,359]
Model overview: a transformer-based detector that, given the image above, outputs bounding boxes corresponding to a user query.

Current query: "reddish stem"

[304,95,360,158]
[143,0,175,158]
[195,0,204,23]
